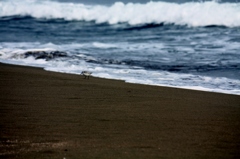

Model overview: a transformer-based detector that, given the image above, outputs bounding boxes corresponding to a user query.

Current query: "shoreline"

[1,63,240,158]
[2,61,240,96]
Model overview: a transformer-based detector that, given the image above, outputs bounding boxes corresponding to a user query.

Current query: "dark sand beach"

[0,63,240,159]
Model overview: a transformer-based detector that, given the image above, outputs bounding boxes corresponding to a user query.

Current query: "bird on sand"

[81,71,92,79]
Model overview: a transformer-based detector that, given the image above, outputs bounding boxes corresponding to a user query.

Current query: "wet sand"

[0,63,240,159]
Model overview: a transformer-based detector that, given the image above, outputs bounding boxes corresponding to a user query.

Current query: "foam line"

[1,0,240,27]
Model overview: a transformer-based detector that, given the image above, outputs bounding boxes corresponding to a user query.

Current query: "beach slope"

[0,63,240,159]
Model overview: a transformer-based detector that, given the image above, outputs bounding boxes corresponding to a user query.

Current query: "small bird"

[81,71,92,79]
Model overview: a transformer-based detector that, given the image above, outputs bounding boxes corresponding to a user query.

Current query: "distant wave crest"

[1,0,240,27]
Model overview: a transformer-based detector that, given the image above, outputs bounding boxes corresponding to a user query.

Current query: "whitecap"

[1,0,240,27]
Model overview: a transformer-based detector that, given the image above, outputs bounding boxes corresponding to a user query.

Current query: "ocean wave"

[1,42,240,95]
[2,46,239,76]
[1,0,240,27]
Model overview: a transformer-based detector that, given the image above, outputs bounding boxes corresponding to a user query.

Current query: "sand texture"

[0,63,240,159]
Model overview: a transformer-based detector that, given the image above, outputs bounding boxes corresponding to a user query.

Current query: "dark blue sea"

[0,0,240,95]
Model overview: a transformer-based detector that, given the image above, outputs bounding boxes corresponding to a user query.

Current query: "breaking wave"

[1,0,240,27]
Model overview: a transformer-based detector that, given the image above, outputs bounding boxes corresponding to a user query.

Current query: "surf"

[1,0,240,27]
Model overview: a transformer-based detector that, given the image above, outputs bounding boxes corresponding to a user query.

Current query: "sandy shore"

[0,63,240,159]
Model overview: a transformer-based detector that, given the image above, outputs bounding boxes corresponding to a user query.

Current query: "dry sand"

[0,63,240,159]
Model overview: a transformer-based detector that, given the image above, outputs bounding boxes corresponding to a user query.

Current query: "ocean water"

[0,0,240,95]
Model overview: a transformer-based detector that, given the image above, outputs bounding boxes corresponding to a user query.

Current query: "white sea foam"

[92,42,117,49]
[2,55,240,95]
[1,0,240,27]
[0,42,240,95]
